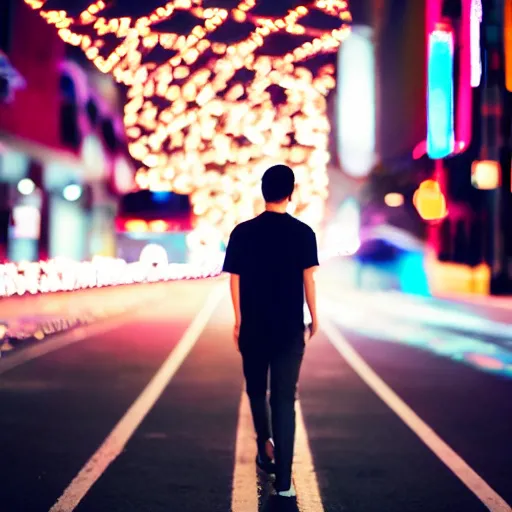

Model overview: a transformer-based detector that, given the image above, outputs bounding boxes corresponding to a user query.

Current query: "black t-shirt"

[223,211,319,347]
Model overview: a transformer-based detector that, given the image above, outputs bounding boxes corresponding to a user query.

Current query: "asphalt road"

[0,275,511,512]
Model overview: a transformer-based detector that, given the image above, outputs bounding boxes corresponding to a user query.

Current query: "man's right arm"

[223,227,243,347]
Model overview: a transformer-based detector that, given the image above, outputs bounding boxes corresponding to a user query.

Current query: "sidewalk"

[0,281,177,357]
[318,256,512,311]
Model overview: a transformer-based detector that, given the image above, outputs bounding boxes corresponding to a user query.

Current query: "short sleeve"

[223,227,243,275]
[302,228,319,270]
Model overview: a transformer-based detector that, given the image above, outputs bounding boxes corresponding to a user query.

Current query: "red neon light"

[456,0,472,153]
[116,216,194,233]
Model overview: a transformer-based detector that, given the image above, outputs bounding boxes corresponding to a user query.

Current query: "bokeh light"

[17,178,36,196]
[471,160,500,190]
[337,25,376,178]
[139,243,169,266]
[25,0,352,249]
[413,179,448,221]
[384,192,404,208]
[0,239,354,297]
[63,184,83,201]
[324,196,360,255]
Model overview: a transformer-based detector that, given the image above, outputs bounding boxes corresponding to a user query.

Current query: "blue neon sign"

[427,29,455,159]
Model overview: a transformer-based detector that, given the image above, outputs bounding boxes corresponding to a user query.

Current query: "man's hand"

[304,265,318,343]
[305,319,319,343]
[310,318,319,338]
[233,323,240,351]
[229,274,242,352]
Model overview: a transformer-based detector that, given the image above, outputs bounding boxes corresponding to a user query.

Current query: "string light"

[25,0,352,247]
[0,244,352,298]
[0,257,224,298]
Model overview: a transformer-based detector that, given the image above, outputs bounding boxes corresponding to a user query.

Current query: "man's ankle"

[275,481,295,495]
[257,438,274,460]
[265,438,275,460]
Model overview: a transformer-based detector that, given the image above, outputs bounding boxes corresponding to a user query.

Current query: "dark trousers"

[241,340,304,491]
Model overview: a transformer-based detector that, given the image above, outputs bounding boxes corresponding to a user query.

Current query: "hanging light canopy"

[25,0,352,247]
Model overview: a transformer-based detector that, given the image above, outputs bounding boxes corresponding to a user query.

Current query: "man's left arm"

[303,229,320,338]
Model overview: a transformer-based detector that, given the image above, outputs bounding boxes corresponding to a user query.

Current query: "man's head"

[261,165,295,204]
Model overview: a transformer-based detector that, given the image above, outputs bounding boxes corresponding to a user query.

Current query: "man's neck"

[265,201,288,214]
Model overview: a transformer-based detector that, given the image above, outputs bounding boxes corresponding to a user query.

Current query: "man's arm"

[223,227,242,348]
[230,273,242,329]
[303,228,320,338]
[304,266,319,337]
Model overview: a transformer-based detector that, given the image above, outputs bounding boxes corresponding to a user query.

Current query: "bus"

[115,190,194,264]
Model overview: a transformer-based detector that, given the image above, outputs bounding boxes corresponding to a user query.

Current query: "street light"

[17,178,35,195]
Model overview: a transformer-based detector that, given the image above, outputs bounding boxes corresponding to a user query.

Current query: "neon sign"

[456,0,473,152]
[470,0,483,87]
[505,0,512,91]
[427,27,455,159]
[337,25,376,178]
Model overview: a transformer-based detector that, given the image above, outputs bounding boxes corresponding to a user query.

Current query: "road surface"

[0,269,511,512]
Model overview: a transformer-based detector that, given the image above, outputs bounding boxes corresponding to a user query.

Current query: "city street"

[1,1,512,511]
[0,266,511,512]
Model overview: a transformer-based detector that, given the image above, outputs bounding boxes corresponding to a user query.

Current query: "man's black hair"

[261,164,295,203]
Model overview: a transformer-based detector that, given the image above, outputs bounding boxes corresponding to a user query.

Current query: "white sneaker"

[277,483,296,497]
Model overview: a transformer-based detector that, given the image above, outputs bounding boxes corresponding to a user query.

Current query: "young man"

[223,164,319,497]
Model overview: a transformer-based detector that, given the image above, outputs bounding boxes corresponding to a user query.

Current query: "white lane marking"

[294,401,324,512]
[49,284,225,512]
[231,392,324,511]
[322,320,512,512]
[231,392,259,512]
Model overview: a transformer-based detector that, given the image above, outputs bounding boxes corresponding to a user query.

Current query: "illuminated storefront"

[0,1,135,263]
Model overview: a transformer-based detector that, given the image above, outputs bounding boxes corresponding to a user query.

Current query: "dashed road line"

[322,319,512,512]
